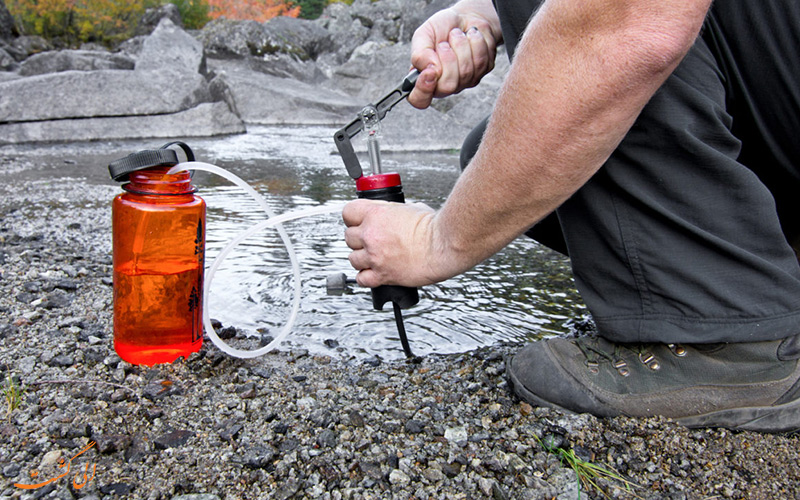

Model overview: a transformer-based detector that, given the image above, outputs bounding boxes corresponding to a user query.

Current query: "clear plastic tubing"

[168,161,346,358]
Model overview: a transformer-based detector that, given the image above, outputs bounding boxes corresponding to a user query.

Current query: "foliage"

[6,0,306,46]
[168,0,209,30]
[293,0,325,19]
[207,0,299,22]
[7,0,159,46]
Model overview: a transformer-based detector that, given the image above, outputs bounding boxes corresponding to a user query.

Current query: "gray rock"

[315,0,428,63]
[116,35,147,58]
[213,51,325,84]
[444,426,468,443]
[19,50,135,76]
[548,468,581,500]
[153,429,195,449]
[317,429,337,448]
[389,468,410,485]
[0,68,209,122]
[94,433,132,454]
[198,16,331,61]
[328,41,410,100]
[262,15,333,61]
[197,19,268,59]
[208,59,359,125]
[47,354,74,367]
[0,0,503,150]
[315,3,370,65]
[8,35,51,61]
[135,18,206,74]
[0,101,243,144]
[0,45,15,71]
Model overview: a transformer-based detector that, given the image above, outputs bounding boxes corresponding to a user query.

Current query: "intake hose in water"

[168,161,345,359]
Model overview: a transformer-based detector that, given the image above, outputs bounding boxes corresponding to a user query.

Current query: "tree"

[206,0,299,23]
[294,0,325,20]
[7,0,159,45]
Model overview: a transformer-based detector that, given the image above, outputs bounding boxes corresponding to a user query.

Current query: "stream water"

[1,125,587,360]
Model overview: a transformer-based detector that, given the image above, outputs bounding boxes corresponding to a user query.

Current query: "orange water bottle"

[108,142,205,365]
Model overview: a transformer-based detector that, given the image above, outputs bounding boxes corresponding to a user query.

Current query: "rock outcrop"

[0,18,244,144]
[0,0,508,150]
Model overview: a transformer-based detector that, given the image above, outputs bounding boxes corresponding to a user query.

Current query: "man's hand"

[408,0,502,109]
[343,199,461,288]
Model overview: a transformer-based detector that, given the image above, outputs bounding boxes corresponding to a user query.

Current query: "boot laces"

[573,336,686,377]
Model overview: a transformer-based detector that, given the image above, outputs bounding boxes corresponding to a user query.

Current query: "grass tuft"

[536,434,641,499]
[3,374,25,418]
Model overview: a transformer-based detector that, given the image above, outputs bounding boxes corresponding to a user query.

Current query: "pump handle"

[334,69,419,179]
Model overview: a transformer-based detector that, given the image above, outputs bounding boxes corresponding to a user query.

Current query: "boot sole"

[677,398,800,433]
[507,356,800,434]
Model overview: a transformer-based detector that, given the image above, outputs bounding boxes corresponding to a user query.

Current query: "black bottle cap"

[108,142,195,182]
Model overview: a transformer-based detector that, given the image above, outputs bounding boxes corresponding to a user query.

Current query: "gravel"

[2,153,800,500]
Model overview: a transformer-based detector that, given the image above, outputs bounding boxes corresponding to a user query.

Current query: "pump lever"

[334,69,420,179]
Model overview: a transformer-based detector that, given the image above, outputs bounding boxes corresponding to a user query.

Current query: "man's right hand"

[408,0,503,109]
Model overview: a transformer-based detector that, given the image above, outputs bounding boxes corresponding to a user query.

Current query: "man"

[342,0,800,432]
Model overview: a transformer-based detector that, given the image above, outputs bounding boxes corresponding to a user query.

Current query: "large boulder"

[208,58,359,125]
[327,41,412,100]
[19,49,135,76]
[198,16,331,61]
[0,102,244,144]
[136,18,206,74]
[0,69,211,122]
[0,17,244,143]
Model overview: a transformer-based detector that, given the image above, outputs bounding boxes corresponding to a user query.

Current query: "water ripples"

[195,127,585,360]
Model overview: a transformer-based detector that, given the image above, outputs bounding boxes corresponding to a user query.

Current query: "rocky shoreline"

[0,0,501,152]
[1,151,800,499]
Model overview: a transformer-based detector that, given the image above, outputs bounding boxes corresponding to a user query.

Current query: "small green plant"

[7,0,161,47]
[536,434,640,499]
[168,0,210,30]
[3,375,25,417]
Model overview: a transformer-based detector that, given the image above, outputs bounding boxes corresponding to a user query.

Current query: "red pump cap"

[356,173,402,192]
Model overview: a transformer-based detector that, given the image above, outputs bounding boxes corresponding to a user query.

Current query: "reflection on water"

[0,125,586,360]
[191,126,586,360]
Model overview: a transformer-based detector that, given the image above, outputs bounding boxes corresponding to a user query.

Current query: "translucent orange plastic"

[112,167,205,365]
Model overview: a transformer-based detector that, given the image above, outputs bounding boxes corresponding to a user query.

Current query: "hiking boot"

[506,334,800,433]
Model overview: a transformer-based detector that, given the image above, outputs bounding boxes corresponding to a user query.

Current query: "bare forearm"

[433,0,712,272]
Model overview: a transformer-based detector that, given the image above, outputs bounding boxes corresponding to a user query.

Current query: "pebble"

[389,469,411,486]
[444,426,468,443]
[154,429,195,450]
